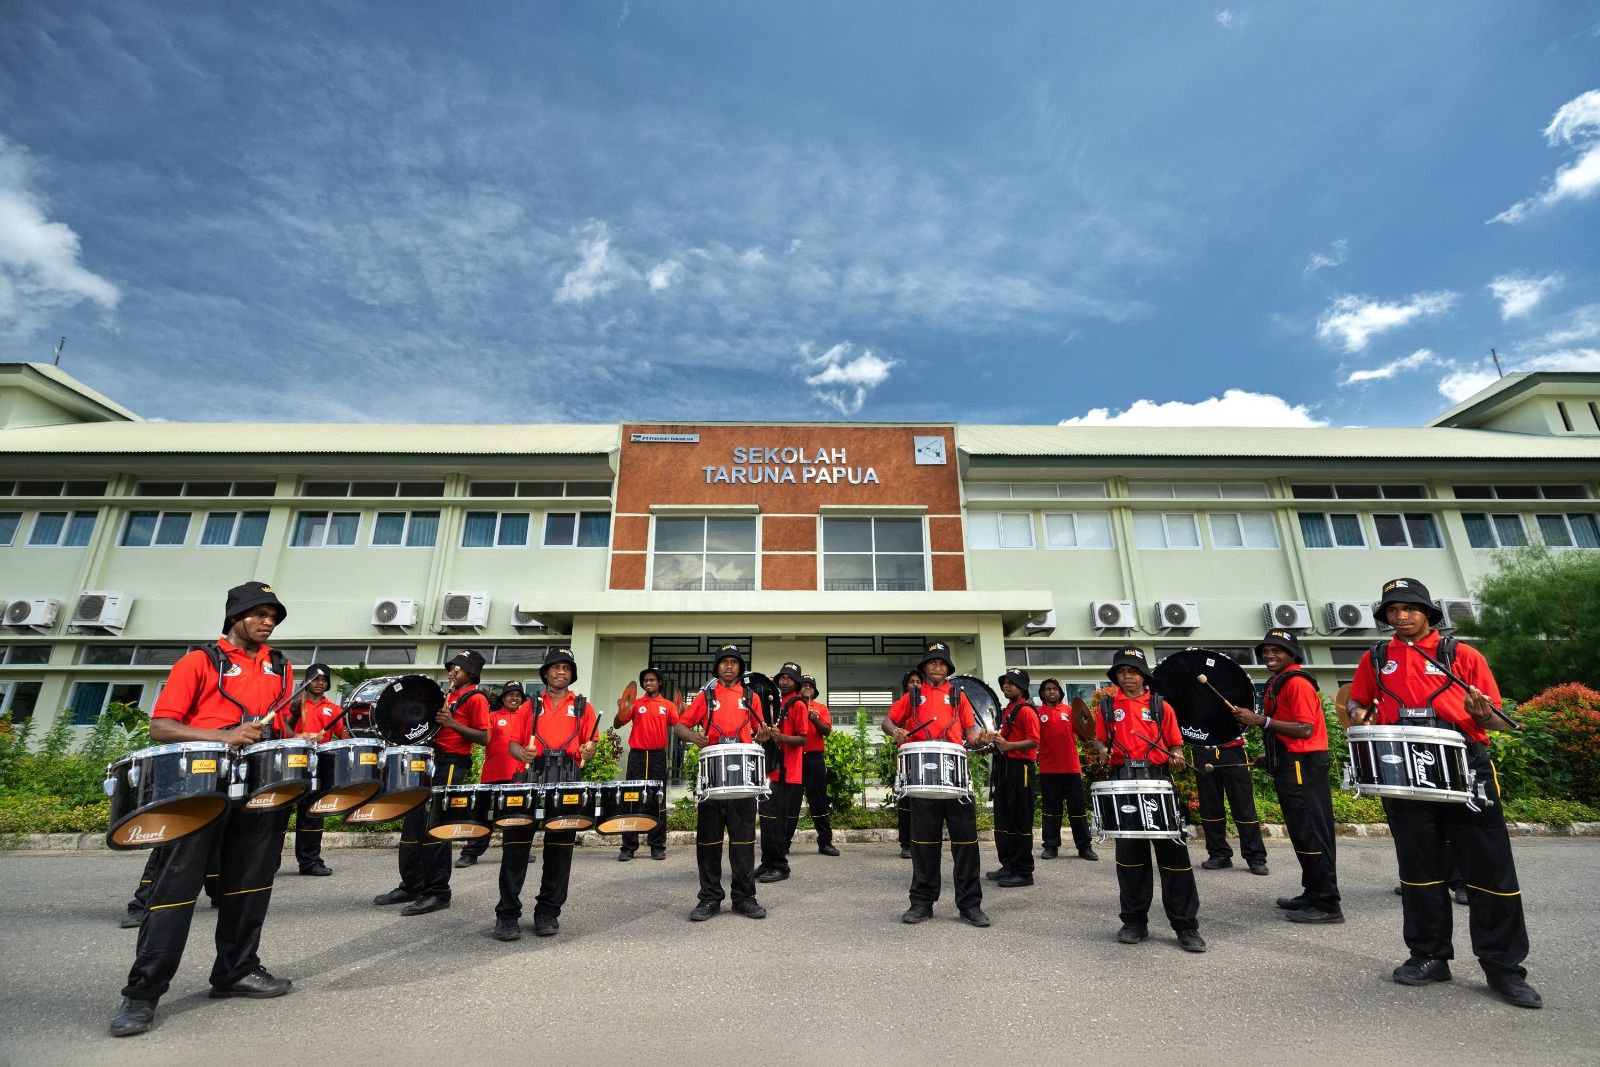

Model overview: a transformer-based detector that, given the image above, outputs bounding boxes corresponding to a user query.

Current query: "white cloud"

[1524,348,1600,373]
[1491,89,1600,224]
[1315,290,1457,352]
[1059,389,1327,427]
[554,220,635,304]
[0,136,121,335]
[1342,348,1438,385]
[1215,9,1241,28]
[801,341,897,415]
[1438,369,1499,404]
[646,259,683,292]
[1488,272,1563,319]
[1304,238,1348,275]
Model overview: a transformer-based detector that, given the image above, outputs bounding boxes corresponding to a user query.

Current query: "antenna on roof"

[1490,348,1503,378]
[52,336,66,367]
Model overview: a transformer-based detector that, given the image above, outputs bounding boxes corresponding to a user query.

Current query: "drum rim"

[1347,724,1468,745]
[1355,783,1473,801]
[113,740,233,765]
[1090,779,1178,794]
[699,742,765,755]
[898,740,969,754]
[385,744,434,755]
[430,783,493,794]
[319,737,385,751]
[241,738,316,754]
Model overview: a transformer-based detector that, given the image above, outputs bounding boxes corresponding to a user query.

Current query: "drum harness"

[693,680,766,800]
[1098,689,1172,781]
[893,685,976,805]
[202,643,290,734]
[1360,637,1491,810]
[992,698,1035,801]
[524,690,588,785]
[1260,669,1320,776]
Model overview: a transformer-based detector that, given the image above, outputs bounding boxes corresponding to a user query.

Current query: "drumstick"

[1194,674,1244,712]
[1397,641,1520,730]
[255,677,316,727]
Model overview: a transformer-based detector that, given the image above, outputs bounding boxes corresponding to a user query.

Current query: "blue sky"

[1,2,1597,427]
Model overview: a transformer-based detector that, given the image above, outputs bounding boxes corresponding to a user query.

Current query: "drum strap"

[1370,638,1455,723]
[203,643,290,731]
[1263,670,1319,771]
[1100,691,1170,768]
[529,692,587,759]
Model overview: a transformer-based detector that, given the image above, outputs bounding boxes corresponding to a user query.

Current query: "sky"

[0,2,1597,428]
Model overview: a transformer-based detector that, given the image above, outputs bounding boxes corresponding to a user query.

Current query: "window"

[1,681,42,722]
[0,645,52,664]
[2,480,107,496]
[468,480,612,498]
[120,510,191,547]
[27,511,97,547]
[1557,401,1574,432]
[0,512,18,546]
[1042,512,1114,549]
[1133,512,1201,549]
[1291,484,1429,500]
[821,516,927,591]
[308,645,418,666]
[1003,644,1122,667]
[542,511,610,548]
[1298,512,1366,548]
[67,681,145,724]
[200,511,269,547]
[1208,512,1280,549]
[135,480,276,497]
[1454,484,1590,500]
[1373,513,1443,549]
[1129,482,1270,499]
[966,482,1106,499]
[968,512,1035,549]
[290,511,360,547]
[299,480,444,497]
[651,516,757,591]
[442,644,567,666]
[462,511,530,548]
[372,511,440,548]
[1462,513,1529,549]
[1535,513,1600,549]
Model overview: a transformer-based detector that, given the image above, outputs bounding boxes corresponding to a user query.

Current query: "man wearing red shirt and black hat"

[1035,678,1096,862]
[287,663,343,876]
[110,581,296,1038]
[1193,687,1269,876]
[373,649,489,916]
[884,642,990,928]
[1093,647,1206,953]
[1228,629,1341,923]
[987,668,1040,888]
[614,665,677,862]
[1348,578,1542,1008]
[799,675,839,857]
[675,644,772,921]
[756,661,810,883]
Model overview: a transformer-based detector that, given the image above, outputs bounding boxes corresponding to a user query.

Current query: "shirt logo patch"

[1382,660,1399,675]
[224,664,243,677]
[497,718,508,728]
[1113,708,1125,722]
[1424,662,1444,675]
[262,662,279,675]
[1140,709,1154,722]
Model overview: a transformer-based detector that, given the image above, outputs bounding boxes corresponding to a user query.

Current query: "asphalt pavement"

[1,835,1596,1065]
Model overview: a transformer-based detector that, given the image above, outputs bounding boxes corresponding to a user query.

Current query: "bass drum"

[1151,647,1254,747]
[339,675,401,739]
[373,675,446,746]
[950,675,1000,748]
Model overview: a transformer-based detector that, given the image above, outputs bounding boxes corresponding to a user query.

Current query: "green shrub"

[822,725,862,813]
[1330,791,1386,824]
[1501,796,1600,825]
[0,793,111,834]
[582,729,621,784]
[1522,684,1600,802]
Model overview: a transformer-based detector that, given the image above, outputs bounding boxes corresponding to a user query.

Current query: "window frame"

[67,680,146,725]
[1372,512,1444,549]
[1534,512,1600,550]
[819,515,928,592]
[370,510,441,548]
[541,510,612,549]
[1040,511,1115,550]
[0,680,43,722]
[26,510,98,547]
[1206,511,1280,550]
[198,510,270,548]
[1133,511,1202,550]
[648,515,760,592]
[120,509,193,548]
[0,511,19,546]
[1297,511,1367,549]
[1461,512,1530,550]
[967,510,1036,549]
[460,511,531,549]
[289,510,361,548]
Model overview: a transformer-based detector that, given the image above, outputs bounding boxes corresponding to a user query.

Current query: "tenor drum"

[489,782,540,828]
[1090,779,1185,841]
[597,779,664,834]
[425,784,493,840]
[543,781,601,831]
[1345,725,1471,803]
[345,745,434,824]
[695,743,768,801]
[306,738,385,816]
[235,738,316,811]
[105,742,233,850]
[896,741,972,799]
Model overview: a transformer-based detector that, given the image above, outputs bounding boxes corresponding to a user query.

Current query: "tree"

[1462,544,1600,698]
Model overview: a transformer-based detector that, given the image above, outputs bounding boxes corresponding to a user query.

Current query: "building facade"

[1,361,1597,732]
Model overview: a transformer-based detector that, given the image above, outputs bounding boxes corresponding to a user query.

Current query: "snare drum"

[489,782,540,828]
[105,742,233,850]
[543,781,600,831]
[1345,725,1471,803]
[1089,779,1185,841]
[426,784,493,840]
[235,738,316,811]
[597,779,664,834]
[695,743,768,801]
[896,741,972,799]
[345,745,434,824]
[307,738,385,816]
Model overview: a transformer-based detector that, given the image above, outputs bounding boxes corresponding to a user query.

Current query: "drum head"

[949,675,1000,734]
[345,787,428,824]
[107,795,228,851]
[374,675,446,745]
[1151,648,1253,747]
[742,672,782,727]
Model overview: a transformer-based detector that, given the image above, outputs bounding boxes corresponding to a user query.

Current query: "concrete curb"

[6,822,1599,851]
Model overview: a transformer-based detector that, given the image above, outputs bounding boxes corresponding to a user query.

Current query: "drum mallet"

[1398,641,1520,730]
[1194,674,1243,712]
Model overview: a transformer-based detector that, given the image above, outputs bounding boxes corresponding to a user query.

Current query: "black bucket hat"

[998,668,1030,692]
[447,649,486,679]
[901,669,923,692]
[1037,677,1065,702]
[540,646,579,683]
[1255,629,1306,663]
[799,674,819,695]
[1377,577,1443,626]
[918,642,955,674]
[222,580,286,633]
[773,661,804,688]
[500,679,527,698]
[305,662,332,683]
[1106,646,1152,684]
[712,644,747,671]
[638,665,665,687]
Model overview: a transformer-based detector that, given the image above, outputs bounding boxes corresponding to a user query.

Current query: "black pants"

[759,781,803,872]
[696,796,758,905]
[129,835,222,915]
[897,793,911,848]
[1274,751,1340,912]
[496,825,577,920]
[1114,836,1200,933]
[908,796,982,910]
[802,750,833,848]
[619,747,668,854]
[1039,772,1091,851]
[1385,750,1530,978]
[1194,746,1267,865]
[121,800,290,1002]
[991,758,1036,877]
[394,751,472,899]
[293,797,325,871]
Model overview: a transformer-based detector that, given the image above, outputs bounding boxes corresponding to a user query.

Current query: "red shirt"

[529,690,598,760]
[1350,631,1500,745]
[887,682,976,744]
[1036,701,1082,773]
[620,695,678,751]
[1264,664,1327,754]
[1094,690,1181,767]
[768,693,810,783]
[998,699,1040,761]
[434,684,489,756]
[290,695,346,740]
[681,683,762,744]
[803,700,832,753]
[482,703,529,784]
[153,640,292,732]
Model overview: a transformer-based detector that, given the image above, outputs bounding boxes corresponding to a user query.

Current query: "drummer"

[614,666,677,862]
[1347,578,1541,1008]
[894,669,922,860]
[111,581,296,1038]
[756,662,810,884]
[1092,647,1206,953]
[1035,678,1096,862]
[988,669,1040,888]
[286,663,343,877]
[799,675,839,857]
[674,644,774,921]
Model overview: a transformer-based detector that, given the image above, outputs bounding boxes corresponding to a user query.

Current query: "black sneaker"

[689,901,720,922]
[898,846,912,859]
[493,917,521,942]
[454,854,477,869]
[985,868,1012,881]
[1177,930,1208,953]
[818,844,840,857]
[996,874,1034,888]
[650,847,666,860]
[1116,924,1148,944]
[399,894,450,916]
[1275,895,1309,910]
[1040,846,1059,859]
[1453,886,1469,906]
[299,862,332,877]
[1486,972,1543,1009]
[109,997,156,1037]
[532,915,559,937]
[119,912,145,929]
[1201,857,1233,871]
[1247,863,1270,876]
[1393,958,1452,986]
[1286,907,1346,924]
[901,903,933,924]
[959,907,992,928]
[757,868,790,883]
[1078,847,1099,862]
[618,850,633,862]
[373,888,417,906]
[732,899,767,919]
[209,966,292,999]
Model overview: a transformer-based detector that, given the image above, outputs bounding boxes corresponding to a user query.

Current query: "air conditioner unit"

[71,591,132,635]
[1155,600,1200,633]
[1263,600,1312,632]
[1023,609,1057,636]
[371,597,418,630]
[1437,598,1480,631]
[1325,600,1376,634]
[511,603,548,633]
[1091,600,1135,632]
[437,591,490,631]
[5,598,60,632]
